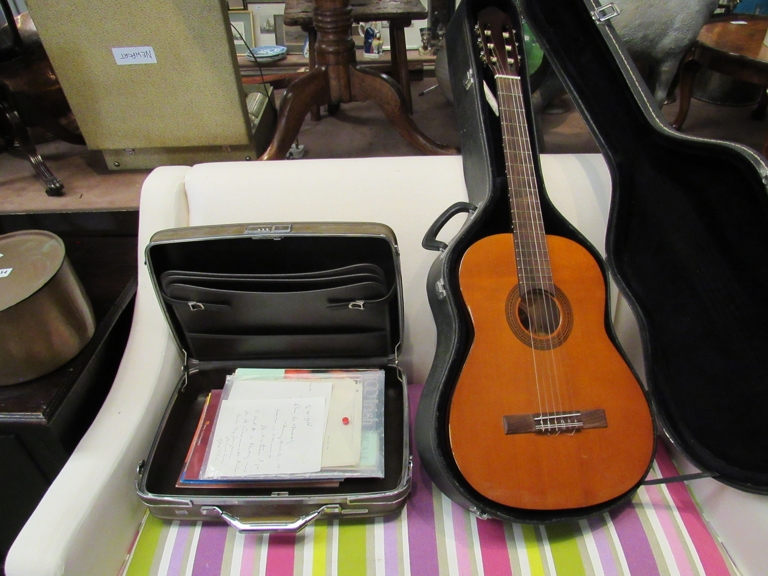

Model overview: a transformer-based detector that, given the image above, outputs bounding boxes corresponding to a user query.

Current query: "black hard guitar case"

[416,0,768,524]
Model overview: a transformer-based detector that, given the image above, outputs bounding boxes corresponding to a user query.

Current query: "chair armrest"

[6,166,192,576]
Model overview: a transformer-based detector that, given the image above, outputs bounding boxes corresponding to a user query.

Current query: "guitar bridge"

[503,409,607,435]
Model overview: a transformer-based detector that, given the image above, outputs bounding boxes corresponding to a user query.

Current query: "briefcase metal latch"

[245,224,293,236]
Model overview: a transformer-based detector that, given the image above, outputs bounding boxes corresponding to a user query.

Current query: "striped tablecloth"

[121,385,736,576]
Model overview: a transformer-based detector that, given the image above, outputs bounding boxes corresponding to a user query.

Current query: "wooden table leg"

[350,66,457,155]
[305,26,321,121]
[389,21,412,115]
[672,49,700,131]
[259,68,330,160]
[0,83,64,196]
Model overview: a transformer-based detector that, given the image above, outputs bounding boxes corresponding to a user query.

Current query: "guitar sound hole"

[506,285,573,350]
[518,289,560,337]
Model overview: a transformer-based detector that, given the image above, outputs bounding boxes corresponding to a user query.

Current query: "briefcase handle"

[208,505,330,533]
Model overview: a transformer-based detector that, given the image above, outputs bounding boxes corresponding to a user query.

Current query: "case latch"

[592,3,620,22]
[245,224,293,236]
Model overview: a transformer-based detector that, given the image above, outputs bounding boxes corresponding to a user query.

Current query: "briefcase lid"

[145,222,403,368]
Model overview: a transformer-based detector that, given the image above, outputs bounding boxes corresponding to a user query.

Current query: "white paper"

[223,376,362,468]
[321,380,363,467]
[203,397,325,478]
[225,379,333,404]
[112,46,157,65]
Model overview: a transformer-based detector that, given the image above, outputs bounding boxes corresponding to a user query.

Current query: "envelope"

[321,379,363,468]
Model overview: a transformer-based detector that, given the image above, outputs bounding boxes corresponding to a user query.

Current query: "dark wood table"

[674,14,768,156]
[258,0,456,160]
[0,211,137,566]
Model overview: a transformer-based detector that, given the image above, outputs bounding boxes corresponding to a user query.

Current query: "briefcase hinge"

[592,3,620,22]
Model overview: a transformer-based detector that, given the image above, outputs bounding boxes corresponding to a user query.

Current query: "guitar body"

[449,233,654,510]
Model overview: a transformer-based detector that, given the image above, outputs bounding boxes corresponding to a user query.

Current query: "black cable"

[230,21,278,114]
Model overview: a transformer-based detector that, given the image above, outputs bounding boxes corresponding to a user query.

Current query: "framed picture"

[249,3,285,46]
[377,19,429,50]
[227,0,246,9]
[229,10,255,55]
[274,14,307,54]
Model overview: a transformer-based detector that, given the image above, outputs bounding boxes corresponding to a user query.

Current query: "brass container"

[0,230,95,385]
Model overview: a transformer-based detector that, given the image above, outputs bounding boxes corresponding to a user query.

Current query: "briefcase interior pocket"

[160,264,394,361]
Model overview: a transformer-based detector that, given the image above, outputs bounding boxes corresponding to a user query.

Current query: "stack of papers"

[178,368,385,487]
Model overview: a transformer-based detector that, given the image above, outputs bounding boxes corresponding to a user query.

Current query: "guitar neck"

[496,74,553,292]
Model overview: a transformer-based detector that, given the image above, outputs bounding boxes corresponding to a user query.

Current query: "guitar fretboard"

[496,74,553,293]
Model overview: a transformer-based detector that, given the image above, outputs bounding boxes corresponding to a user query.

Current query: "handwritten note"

[202,397,325,478]
[112,46,157,65]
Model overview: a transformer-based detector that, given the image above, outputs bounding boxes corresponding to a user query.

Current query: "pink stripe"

[475,519,513,576]
[608,504,660,576]
[586,516,621,576]
[654,444,733,575]
[239,534,260,576]
[406,384,440,576]
[383,514,400,576]
[265,533,296,576]
[167,523,192,576]
[191,524,228,575]
[643,481,694,575]
[451,501,473,576]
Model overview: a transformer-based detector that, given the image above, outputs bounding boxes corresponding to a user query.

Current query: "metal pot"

[0,230,95,385]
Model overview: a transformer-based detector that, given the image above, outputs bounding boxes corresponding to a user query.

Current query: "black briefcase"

[137,222,411,532]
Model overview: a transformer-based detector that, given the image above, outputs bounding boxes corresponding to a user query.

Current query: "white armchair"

[7,155,766,575]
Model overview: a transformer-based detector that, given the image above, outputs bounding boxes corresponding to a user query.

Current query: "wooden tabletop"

[697,14,768,67]
[283,0,427,27]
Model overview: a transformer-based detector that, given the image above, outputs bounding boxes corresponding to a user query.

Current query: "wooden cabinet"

[0,211,138,567]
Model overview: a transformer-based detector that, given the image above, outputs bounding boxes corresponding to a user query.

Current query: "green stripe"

[522,524,547,576]
[338,521,368,576]
[124,514,165,576]
[312,521,329,576]
[546,523,586,576]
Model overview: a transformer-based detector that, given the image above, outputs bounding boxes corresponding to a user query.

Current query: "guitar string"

[503,76,561,429]
[498,64,575,431]
[506,75,569,431]
[507,74,578,431]
[496,74,549,423]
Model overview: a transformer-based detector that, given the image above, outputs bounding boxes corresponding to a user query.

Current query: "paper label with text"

[112,46,157,65]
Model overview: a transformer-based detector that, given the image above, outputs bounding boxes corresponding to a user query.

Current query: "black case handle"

[422,202,476,252]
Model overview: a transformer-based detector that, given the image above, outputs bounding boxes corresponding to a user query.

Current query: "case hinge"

[435,278,447,300]
[463,68,474,90]
[592,3,620,22]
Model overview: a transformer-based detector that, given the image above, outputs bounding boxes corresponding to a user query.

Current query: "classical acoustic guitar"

[448,7,655,512]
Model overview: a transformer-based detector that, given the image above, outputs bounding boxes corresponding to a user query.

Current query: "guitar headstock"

[475,7,520,77]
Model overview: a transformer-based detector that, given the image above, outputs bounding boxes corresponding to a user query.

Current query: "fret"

[494,72,553,291]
